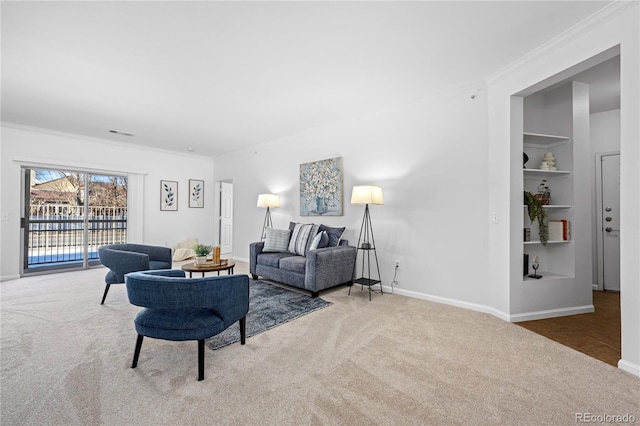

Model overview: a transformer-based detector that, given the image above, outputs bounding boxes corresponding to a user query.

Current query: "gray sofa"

[249,224,357,297]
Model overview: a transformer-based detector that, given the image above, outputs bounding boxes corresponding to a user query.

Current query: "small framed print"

[189,179,204,208]
[160,180,178,211]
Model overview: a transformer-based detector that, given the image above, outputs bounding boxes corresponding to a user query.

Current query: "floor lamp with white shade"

[257,193,280,240]
[350,185,383,300]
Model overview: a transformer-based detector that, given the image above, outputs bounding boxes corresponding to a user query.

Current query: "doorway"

[218,181,233,255]
[596,152,620,291]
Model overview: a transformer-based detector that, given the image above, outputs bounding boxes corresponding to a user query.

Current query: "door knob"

[605,227,613,232]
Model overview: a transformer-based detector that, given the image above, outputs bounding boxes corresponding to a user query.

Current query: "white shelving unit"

[524,240,572,245]
[522,105,574,282]
[511,79,592,318]
[523,169,571,177]
[523,132,570,145]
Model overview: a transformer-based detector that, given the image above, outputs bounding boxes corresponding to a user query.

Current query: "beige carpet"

[1,265,638,425]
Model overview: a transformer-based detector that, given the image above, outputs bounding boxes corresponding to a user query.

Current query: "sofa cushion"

[257,252,293,268]
[263,227,291,253]
[319,225,345,247]
[288,223,314,256]
[279,256,306,275]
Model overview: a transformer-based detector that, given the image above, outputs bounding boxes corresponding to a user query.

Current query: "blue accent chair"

[124,269,250,381]
[98,243,172,304]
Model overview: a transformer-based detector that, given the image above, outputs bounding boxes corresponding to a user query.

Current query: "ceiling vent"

[109,129,134,137]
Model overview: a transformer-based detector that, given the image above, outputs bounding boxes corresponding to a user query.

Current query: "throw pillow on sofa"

[288,223,314,256]
[309,230,329,250]
[319,224,345,247]
[263,227,291,252]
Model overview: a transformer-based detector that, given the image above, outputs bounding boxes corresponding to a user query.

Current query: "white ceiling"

[1,1,614,158]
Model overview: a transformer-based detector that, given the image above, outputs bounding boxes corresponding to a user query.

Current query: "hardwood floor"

[517,291,620,367]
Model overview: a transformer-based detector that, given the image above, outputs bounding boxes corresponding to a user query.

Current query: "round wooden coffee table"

[181,260,236,278]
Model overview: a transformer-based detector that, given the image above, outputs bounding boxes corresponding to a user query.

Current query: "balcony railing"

[26,204,127,267]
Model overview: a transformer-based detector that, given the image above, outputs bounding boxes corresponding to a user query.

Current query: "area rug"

[206,280,332,350]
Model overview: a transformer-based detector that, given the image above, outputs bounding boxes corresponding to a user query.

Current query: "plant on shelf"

[524,191,548,246]
[192,243,213,264]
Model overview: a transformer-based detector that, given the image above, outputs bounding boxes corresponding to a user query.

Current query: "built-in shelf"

[523,132,571,146]
[524,271,573,282]
[524,169,571,177]
[543,205,572,209]
[523,205,572,209]
[524,240,572,245]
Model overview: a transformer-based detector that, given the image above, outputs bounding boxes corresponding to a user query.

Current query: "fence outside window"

[27,204,127,266]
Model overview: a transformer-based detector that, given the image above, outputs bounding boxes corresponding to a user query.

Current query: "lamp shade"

[350,185,383,205]
[257,193,280,208]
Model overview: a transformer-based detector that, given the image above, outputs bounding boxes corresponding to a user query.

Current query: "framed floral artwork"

[160,180,178,211]
[189,179,204,208]
[300,157,343,216]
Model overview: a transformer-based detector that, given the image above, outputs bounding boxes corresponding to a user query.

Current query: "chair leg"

[239,317,246,345]
[198,340,205,381]
[100,283,111,304]
[132,335,143,368]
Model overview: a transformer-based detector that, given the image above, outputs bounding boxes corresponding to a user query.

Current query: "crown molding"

[1,121,214,161]
[488,1,638,85]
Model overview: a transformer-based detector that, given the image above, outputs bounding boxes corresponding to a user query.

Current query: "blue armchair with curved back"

[124,269,250,381]
[98,243,172,304]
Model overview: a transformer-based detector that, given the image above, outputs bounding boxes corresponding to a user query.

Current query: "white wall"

[591,109,621,153]
[0,124,215,281]
[590,109,620,284]
[214,83,495,312]
[488,3,639,375]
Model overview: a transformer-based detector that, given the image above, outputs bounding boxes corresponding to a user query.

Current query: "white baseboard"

[232,256,249,263]
[380,285,596,324]
[509,305,594,322]
[380,285,511,322]
[0,274,20,282]
[618,360,640,378]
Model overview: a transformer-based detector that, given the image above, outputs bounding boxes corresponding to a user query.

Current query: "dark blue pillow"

[318,225,345,247]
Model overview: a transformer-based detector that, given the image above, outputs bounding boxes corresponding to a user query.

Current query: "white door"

[600,154,620,291]
[219,182,233,254]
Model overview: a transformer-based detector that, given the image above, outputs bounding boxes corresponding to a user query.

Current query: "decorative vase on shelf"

[543,152,558,170]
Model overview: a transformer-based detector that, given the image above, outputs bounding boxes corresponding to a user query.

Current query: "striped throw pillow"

[262,228,291,253]
[288,223,314,256]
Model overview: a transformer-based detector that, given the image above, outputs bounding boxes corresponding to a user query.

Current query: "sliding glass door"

[22,167,127,274]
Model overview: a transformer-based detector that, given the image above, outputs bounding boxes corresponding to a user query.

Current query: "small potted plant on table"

[192,244,213,265]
